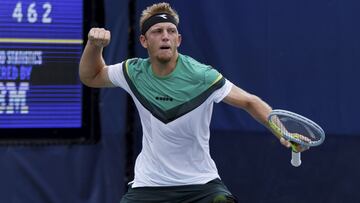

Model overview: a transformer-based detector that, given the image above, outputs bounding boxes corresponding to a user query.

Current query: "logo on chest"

[155,95,173,101]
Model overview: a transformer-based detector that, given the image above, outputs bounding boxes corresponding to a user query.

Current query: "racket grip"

[291,151,301,167]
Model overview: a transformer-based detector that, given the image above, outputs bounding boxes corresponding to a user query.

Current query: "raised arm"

[79,28,114,88]
[223,84,292,148]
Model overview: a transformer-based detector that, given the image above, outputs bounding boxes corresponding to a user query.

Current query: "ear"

[139,35,148,48]
[177,34,182,47]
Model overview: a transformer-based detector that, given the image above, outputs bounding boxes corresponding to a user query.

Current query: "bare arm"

[223,85,292,148]
[79,28,114,88]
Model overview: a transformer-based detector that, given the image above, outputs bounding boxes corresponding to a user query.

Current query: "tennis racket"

[268,109,325,167]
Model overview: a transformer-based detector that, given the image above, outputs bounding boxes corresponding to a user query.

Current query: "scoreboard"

[0,0,96,143]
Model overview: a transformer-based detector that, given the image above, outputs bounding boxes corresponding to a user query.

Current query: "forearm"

[245,96,283,139]
[224,86,271,123]
[244,95,272,126]
[223,85,280,138]
[79,41,106,86]
[79,28,112,87]
[224,85,292,148]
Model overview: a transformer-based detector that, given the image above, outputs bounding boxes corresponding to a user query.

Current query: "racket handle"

[291,151,301,167]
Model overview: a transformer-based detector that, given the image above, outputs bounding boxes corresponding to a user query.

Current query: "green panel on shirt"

[124,54,223,111]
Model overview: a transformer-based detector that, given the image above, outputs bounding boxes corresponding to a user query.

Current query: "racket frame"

[268,109,325,147]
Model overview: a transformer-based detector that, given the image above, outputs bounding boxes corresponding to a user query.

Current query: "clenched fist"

[87,28,111,48]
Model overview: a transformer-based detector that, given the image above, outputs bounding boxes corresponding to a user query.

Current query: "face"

[140,22,181,63]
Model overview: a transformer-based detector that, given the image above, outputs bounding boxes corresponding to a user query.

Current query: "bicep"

[222,84,272,124]
[94,66,115,87]
[82,66,115,88]
[222,85,254,109]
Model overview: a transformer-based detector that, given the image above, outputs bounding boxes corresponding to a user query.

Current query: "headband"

[141,13,178,35]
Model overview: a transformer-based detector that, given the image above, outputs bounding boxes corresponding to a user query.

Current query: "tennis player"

[79,2,307,203]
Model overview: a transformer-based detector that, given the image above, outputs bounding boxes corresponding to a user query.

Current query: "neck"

[150,52,179,77]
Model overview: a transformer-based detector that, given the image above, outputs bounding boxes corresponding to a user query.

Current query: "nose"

[161,30,170,41]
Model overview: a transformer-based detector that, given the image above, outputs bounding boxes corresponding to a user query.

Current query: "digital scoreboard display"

[0,1,95,143]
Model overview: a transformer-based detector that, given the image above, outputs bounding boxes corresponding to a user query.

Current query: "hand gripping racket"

[268,109,325,167]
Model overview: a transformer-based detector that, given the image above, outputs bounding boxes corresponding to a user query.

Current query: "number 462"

[12,2,52,23]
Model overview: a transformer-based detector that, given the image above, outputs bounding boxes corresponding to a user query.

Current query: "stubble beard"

[156,50,174,64]
[157,55,171,64]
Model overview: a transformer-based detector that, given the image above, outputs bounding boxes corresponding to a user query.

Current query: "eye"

[151,29,162,34]
[168,28,177,33]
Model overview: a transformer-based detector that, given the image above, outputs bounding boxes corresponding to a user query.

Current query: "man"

[79,2,306,203]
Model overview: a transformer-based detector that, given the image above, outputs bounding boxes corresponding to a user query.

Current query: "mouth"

[159,45,171,50]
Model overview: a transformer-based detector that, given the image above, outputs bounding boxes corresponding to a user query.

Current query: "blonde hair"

[140,2,179,30]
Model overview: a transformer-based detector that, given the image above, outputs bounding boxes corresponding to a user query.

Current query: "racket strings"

[268,110,325,149]
[289,133,312,144]
[270,116,315,145]
[269,116,286,137]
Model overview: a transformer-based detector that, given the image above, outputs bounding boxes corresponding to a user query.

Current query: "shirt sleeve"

[107,61,131,93]
[211,79,233,103]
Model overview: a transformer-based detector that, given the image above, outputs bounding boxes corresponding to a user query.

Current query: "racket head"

[268,109,325,147]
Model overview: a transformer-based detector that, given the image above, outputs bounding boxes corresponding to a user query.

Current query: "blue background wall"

[1,0,359,202]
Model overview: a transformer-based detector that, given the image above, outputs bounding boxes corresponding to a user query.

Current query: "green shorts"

[120,178,237,203]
